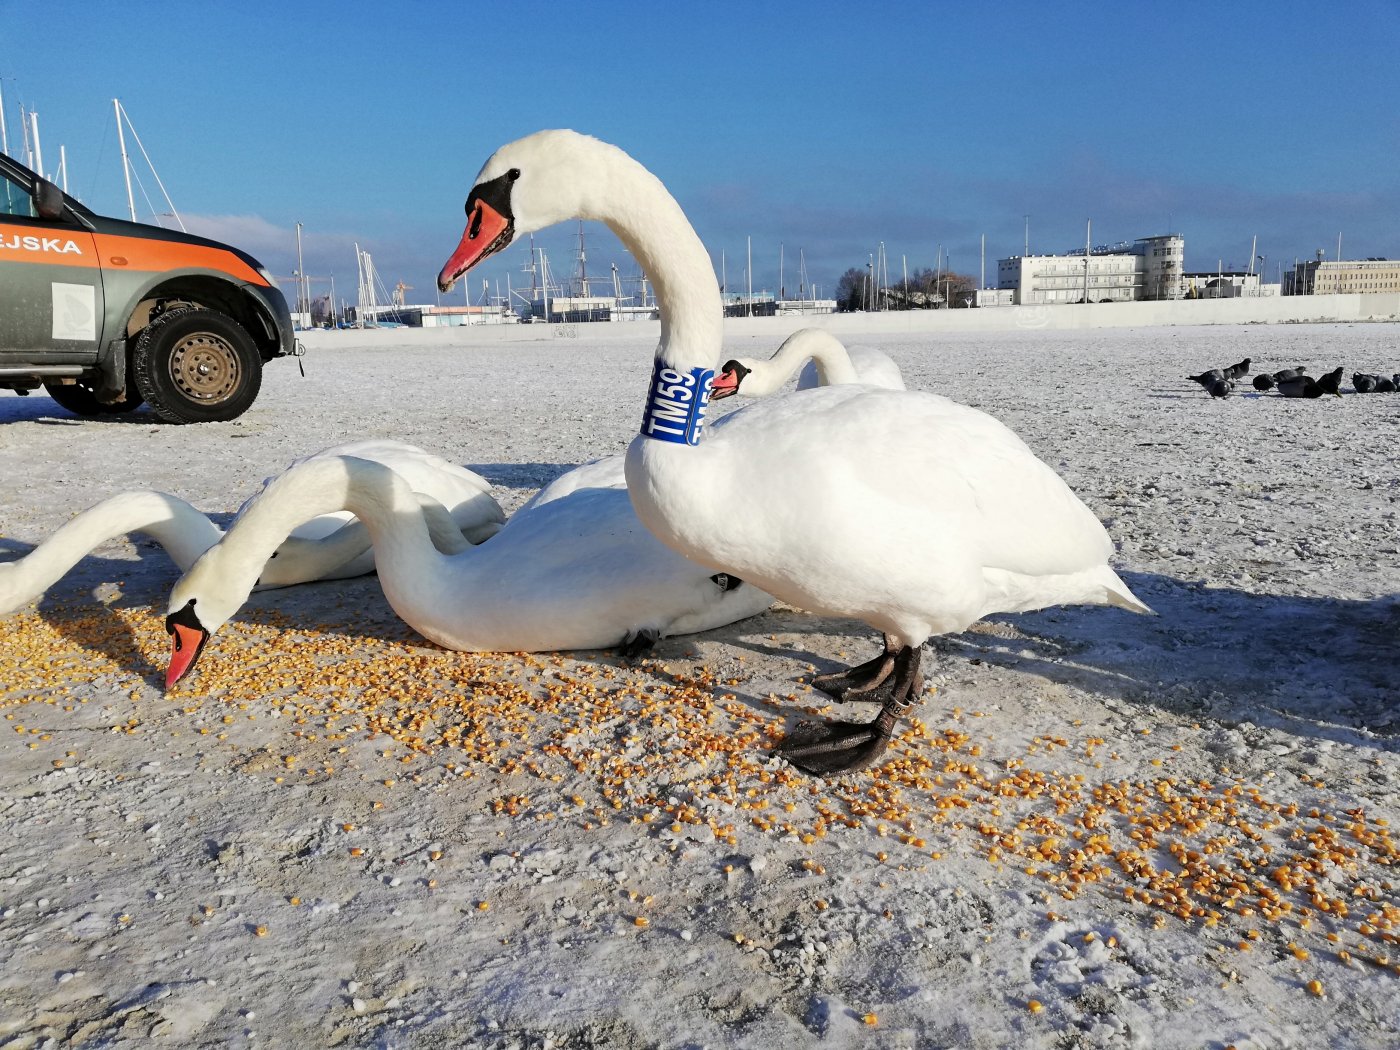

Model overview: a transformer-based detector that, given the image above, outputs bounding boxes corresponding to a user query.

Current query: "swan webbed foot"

[618,628,659,660]
[810,636,897,702]
[778,718,894,775]
[780,644,924,776]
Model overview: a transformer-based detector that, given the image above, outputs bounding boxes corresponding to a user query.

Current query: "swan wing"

[420,485,771,651]
[513,455,626,518]
[737,387,1112,576]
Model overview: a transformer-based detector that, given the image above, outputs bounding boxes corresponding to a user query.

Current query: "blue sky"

[4,1,1398,308]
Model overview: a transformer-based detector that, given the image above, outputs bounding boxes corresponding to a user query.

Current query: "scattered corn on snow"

[1,325,1397,1047]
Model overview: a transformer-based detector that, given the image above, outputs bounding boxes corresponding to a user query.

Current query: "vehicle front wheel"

[132,308,263,424]
[43,378,144,418]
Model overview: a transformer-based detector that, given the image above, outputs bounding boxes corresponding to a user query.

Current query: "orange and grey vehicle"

[0,152,298,423]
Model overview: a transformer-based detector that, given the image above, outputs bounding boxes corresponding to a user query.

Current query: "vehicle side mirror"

[32,178,65,220]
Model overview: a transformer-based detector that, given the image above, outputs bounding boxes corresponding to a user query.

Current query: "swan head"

[163,596,213,690]
[709,357,792,400]
[163,554,251,690]
[709,359,750,400]
[439,129,621,292]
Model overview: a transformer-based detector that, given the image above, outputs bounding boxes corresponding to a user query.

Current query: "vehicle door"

[0,165,104,364]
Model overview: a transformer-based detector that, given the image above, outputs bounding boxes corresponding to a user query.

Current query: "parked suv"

[0,152,297,423]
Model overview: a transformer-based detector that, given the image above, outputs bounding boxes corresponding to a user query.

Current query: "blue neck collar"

[639,360,714,445]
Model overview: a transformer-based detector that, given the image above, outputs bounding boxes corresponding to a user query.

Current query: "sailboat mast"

[540,249,551,323]
[575,221,588,297]
[28,110,43,179]
[295,222,306,318]
[18,103,32,170]
[114,99,136,222]
[746,235,752,314]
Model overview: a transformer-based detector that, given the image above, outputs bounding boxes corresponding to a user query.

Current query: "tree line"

[834,265,977,311]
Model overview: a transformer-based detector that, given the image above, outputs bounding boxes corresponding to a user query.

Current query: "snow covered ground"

[0,322,1397,1049]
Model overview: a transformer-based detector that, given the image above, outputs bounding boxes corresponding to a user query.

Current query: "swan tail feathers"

[1102,571,1154,616]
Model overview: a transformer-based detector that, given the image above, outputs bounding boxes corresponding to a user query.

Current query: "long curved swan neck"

[0,492,223,615]
[175,457,457,629]
[739,329,861,396]
[564,141,723,447]
[787,330,861,387]
[261,492,477,586]
[579,142,722,374]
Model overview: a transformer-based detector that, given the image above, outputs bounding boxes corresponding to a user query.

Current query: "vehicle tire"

[132,308,263,423]
[43,378,144,417]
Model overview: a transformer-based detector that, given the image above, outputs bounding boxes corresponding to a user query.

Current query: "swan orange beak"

[709,360,748,400]
[166,623,208,690]
[710,370,741,400]
[164,600,210,690]
[438,200,513,292]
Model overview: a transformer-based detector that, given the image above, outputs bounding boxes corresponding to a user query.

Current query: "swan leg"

[779,645,924,776]
[618,628,659,660]
[810,635,897,702]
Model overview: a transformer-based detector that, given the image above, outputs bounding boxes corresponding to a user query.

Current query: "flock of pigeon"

[1187,357,1400,399]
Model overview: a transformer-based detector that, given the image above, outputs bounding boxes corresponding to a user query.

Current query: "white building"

[420,304,517,327]
[776,298,838,316]
[1183,272,1278,299]
[975,288,1016,308]
[1312,258,1400,295]
[997,234,1185,305]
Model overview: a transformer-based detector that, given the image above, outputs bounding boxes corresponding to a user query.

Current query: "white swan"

[437,129,1151,776]
[710,328,904,400]
[163,454,772,687]
[0,440,503,615]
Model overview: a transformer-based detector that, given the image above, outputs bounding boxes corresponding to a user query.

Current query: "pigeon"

[1279,367,1343,398]
[1315,367,1345,396]
[1376,376,1397,393]
[1187,368,1225,387]
[1208,378,1235,398]
[1223,357,1252,380]
[1253,373,1276,391]
[1277,374,1322,398]
[1354,372,1378,393]
[1274,367,1308,381]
